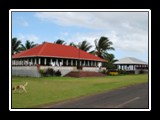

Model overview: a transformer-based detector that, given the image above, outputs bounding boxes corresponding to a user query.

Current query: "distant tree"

[54,39,66,45]
[103,52,118,69]
[69,42,77,48]
[12,37,21,55]
[42,41,47,44]
[91,36,115,58]
[20,40,37,51]
[78,40,92,52]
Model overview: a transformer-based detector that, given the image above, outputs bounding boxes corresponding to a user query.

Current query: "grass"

[12,74,148,108]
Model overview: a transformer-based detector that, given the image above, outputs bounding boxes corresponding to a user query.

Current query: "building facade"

[12,42,106,77]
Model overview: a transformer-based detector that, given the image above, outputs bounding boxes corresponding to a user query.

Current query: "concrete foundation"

[12,66,106,77]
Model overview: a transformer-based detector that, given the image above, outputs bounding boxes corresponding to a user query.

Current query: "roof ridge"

[38,43,48,55]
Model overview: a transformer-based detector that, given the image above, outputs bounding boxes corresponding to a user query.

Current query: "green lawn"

[12,74,148,108]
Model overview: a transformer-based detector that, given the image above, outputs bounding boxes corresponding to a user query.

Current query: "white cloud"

[66,30,148,53]
[18,17,29,27]
[21,20,29,27]
[35,12,148,53]
[18,33,39,44]
[35,12,148,30]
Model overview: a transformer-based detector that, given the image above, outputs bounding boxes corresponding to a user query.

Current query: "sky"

[12,11,149,62]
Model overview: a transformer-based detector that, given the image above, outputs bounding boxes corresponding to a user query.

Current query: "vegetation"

[69,42,77,48]
[55,70,62,76]
[90,36,115,58]
[78,40,92,52]
[12,37,22,55]
[103,53,118,69]
[109,72,119,76]
[54,39,66,45]
[20,40,37,51]
[12,74,148,108]
[39,68,61,77]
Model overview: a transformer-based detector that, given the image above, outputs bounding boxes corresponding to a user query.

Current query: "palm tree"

[103,52,118,69]
[54,39,66,45]
[92,36,115,58]
[78,40,92,52]
[20,40,37,51]
[12,37,21,55]
[69,42,77,48]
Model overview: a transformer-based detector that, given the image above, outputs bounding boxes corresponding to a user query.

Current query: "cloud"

[35,12,148,30]
[21,20,29,27]
[35,12,148,53]
[18,33,39,44]
[66,30,148,53]
[18,17,29,27]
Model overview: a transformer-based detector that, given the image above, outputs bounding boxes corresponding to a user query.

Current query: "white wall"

[12,66,106,77]
[12,66,41,77]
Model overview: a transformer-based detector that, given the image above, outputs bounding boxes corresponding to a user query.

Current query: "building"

[12,42,106,77]
[114,57,148,73]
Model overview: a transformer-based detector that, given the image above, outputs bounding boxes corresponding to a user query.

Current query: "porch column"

[18,60,20,65]
[91,61,93,66]
[50,58,52,64]
[71,60,73,66]
[80,60,81,66]
[23,59,25,65]
[61,59,63,66]
[84,60,85,66]
[123,65,125,70]
[20,59,22,65]
[75,60,77,66]
[12,60,14,65]
[16,60,18,65]
[31,58,33,66]
[17,60,19,66]
[38,58,41,65]
[95,61,96,66]
[66,59,68,66]
[35,58,37,65]
[88,61,89,66]
[19,60,21,66]
[44,58,46,65]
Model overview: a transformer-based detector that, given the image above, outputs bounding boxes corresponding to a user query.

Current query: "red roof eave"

[12,42,106,62]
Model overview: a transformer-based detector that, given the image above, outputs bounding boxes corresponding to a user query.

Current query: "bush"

[46,68,55,76]
[102,69,108,74]
[118,69,126,74]
[39,69,46,76]
[39,68,55,77]
[117,69,135,75]
[55,70,61,76]
[109,72,119,76]
[139,70,144,74]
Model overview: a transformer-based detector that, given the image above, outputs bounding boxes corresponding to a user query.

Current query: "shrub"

[39,69,47,77]
[139,70,144,74]
[55,70,62,76]
[39,68,55,77]
[117,69,127,74]
[102,69,108,74]
[46,68,55,76]
[109,72,119,76]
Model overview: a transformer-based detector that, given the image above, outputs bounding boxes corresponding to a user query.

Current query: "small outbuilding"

[114,57,148,71]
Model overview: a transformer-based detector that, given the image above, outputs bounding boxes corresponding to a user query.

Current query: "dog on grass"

[12,82,28,93]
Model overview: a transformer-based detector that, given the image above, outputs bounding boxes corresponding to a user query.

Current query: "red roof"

[12,42,106,62]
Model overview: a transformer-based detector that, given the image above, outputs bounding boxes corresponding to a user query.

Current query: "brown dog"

[12,82,28,93]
